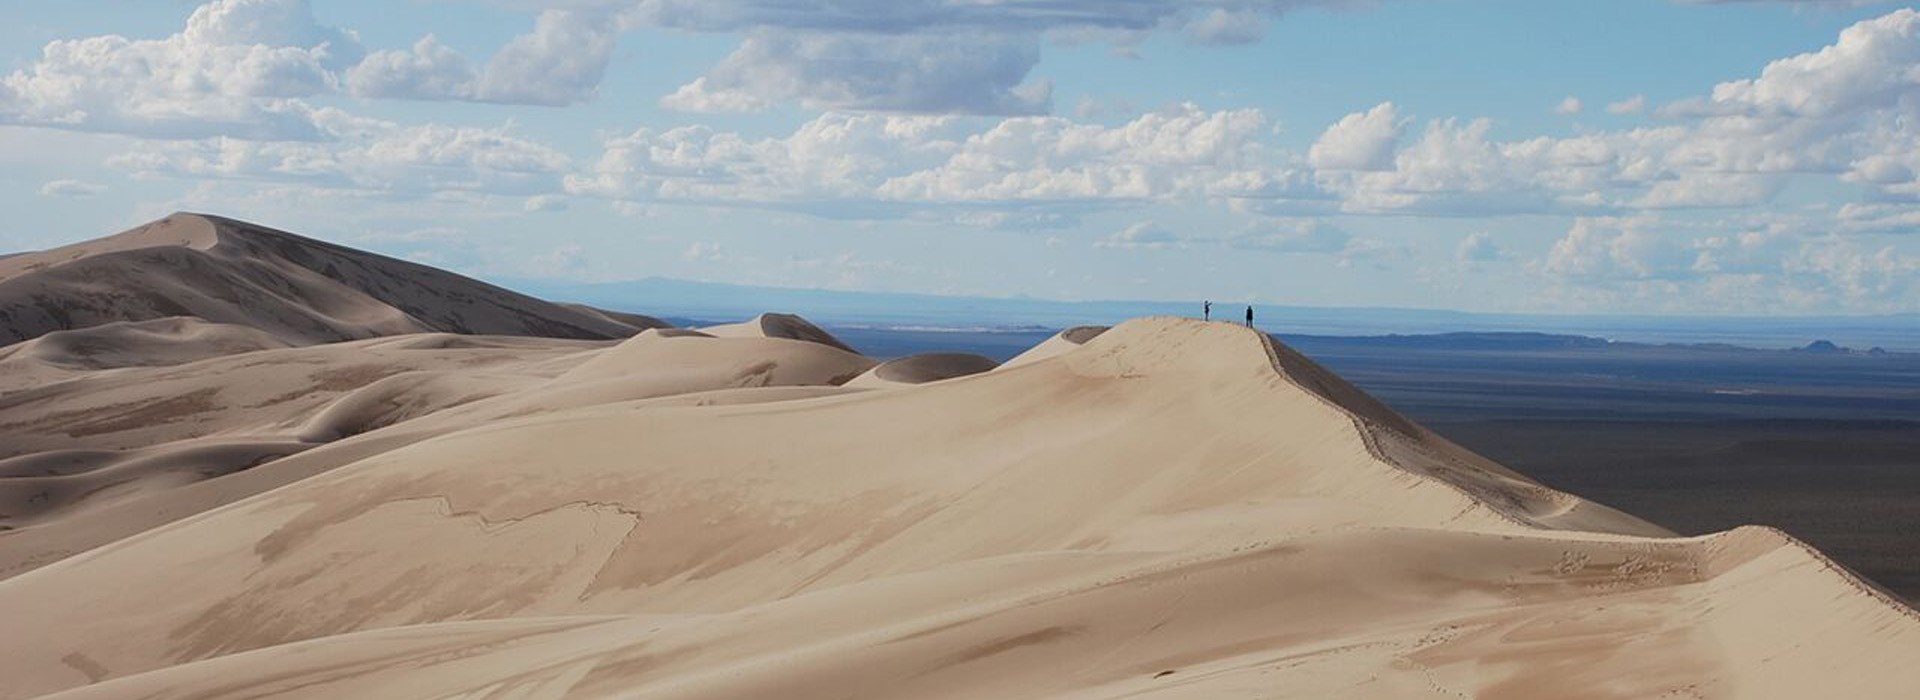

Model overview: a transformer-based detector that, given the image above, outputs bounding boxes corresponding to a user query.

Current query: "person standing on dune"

[1245,306,1254,327]
[1204,300,1212,321]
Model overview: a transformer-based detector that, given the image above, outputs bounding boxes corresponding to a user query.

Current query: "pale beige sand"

[0,328,874,578]
[0,215,872,583]
[0,317,290,392]
[2,318,1915,699]
[701,312,862,353]
[0,213,649,346]
[844,352,999,388]
[999,324,1109,369]
[0,333,607,538]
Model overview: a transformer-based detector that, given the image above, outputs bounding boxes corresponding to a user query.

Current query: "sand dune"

[2,317,1914,699]
[2,221,1914,700]
[845,352,999,388]
[0,214,690,568]
[0,317,290,393]
[0,213,652,347]
[560,326,874,386]
[0,325,874,579]
[0,333,605,540]
[701,312,862,353]
[1000,324,1108,369]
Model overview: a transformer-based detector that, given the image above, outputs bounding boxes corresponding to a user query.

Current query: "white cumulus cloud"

[1309,102,1402,172]
[571,103,1272,209]
[636,0,1387,114]
[1297,9,1920,216]
[1098,221,1181,249]
[1186,9,1268,46]
[1535,212,1920,313]
[113,120,571,198]
[1606,95,1647,114]
[661,31,1051,115]
[347,9,621,105]
[0,0,358,140]
[38,179,108,197]
[1542,216,1698,281]
[344,36,479,102]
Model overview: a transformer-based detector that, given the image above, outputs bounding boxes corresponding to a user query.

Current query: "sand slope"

[0,333,607,540]
[0,213,655,346]
[1000,324,1108,369]
[0,214,685,566]
[0,326,873,579]
[701,313,862,353]
[0,317,290,393]
[844,352,999,388]
[2,317,1914,699]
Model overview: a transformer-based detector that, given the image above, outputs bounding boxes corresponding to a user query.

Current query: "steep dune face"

[0,213,653,347]
[2,318,1914,700]
[845,352,999,387]
[1000,324,1108,369]
[701,312,861,353]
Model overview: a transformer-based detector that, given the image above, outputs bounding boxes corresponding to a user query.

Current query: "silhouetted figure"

[1244,305,1254,327]
[1204,300,1212,321]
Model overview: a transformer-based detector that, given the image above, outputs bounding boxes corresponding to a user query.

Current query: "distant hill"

[1288,331,1614,351]
[0,213,664,347]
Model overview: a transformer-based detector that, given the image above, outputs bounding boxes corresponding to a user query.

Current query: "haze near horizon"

[3,0,1920,315]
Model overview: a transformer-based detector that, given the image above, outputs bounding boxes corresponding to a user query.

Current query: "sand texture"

[845,352,999,388]
[2,218,1916,699]
[2,316,1916,699]
[0,328,877,580]
[0,213,655,346]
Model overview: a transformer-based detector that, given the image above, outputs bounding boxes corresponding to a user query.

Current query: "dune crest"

[0,320,878,580]
[845,352,999,388]
[0,317,290,393]
[700,312,861,353]
[1,316,1915,699]
[0,213,655,347]
[999,324,1109,369]
[0,333,606,542]
[557,326,875,387]
[0,216,1912,699]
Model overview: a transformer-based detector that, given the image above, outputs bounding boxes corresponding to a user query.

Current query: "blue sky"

[3,0,1918,315]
